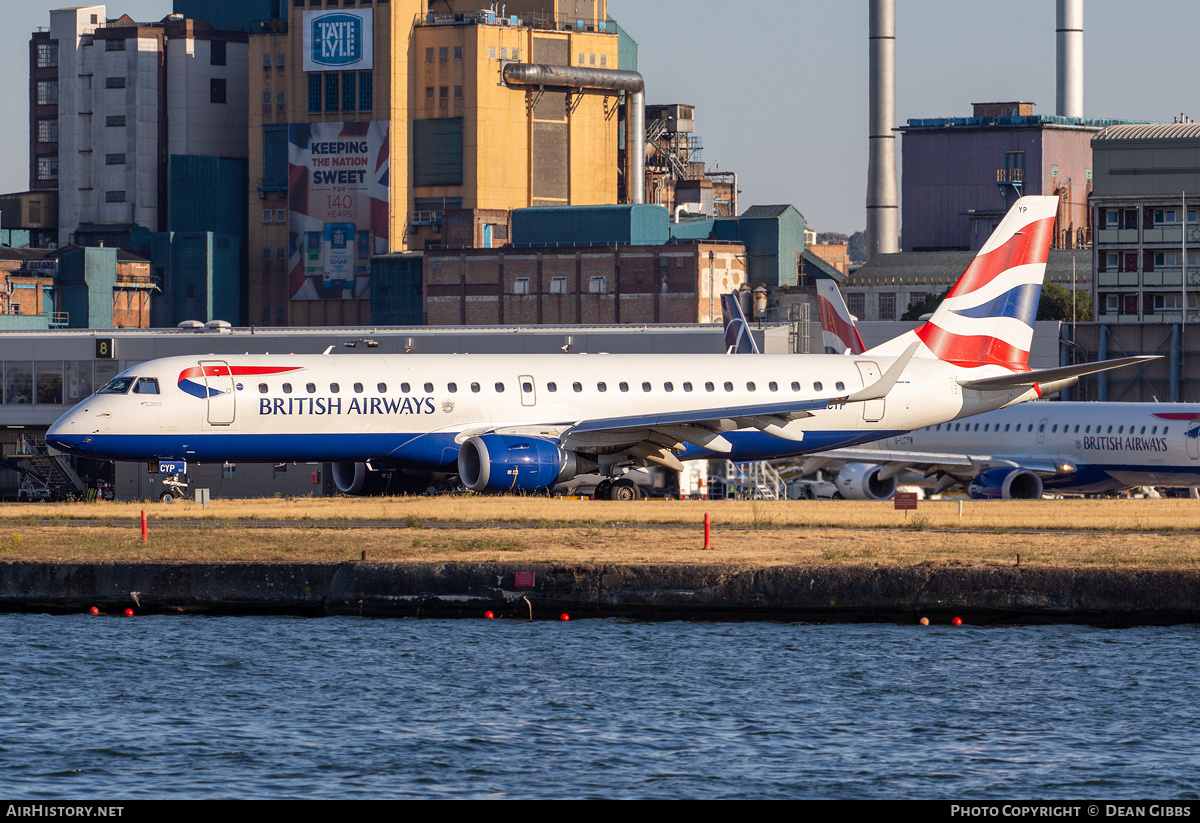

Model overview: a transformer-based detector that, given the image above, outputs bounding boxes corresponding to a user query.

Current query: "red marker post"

[140,510,148,543]
[703,512,711,550]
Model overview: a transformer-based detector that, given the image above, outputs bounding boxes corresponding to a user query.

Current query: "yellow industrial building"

[247,0,630,327]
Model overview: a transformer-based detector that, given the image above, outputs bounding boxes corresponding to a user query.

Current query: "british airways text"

[258,397,436,416]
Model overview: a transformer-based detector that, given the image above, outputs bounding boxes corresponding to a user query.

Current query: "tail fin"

[720,292,761,354]
[815,277,866,355]
[867,195,1059,371]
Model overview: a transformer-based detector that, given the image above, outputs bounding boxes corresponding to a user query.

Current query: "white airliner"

[802,270,1197,499]
[46,196,1149,499]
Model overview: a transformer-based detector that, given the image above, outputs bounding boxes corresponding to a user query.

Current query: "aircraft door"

[1188,420,1200,460]
[519,375,536,407]
[854,361,884,422]
[199,360,236,425]
[1036,418,1048,445]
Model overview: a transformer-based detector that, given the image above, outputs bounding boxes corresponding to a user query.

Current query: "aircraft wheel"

[593,479,613,500]
[160,490,176,504]
[611,478,640,501]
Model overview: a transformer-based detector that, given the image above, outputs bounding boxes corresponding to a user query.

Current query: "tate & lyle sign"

[304,10,373,72]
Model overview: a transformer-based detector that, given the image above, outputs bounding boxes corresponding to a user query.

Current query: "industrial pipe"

[502,63,646,204]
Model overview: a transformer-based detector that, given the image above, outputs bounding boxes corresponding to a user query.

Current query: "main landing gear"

[593,477,640,501]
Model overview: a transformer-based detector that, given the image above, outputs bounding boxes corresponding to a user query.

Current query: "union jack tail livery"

[815,277,866,355]
[869,195,1060,372]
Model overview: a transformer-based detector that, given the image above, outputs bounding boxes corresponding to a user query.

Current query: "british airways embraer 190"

[46,196,1150,499]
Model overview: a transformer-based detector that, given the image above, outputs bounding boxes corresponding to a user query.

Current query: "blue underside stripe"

[48,429,910,467]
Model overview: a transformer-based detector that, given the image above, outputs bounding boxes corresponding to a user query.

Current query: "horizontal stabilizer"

[957,356,1158,391]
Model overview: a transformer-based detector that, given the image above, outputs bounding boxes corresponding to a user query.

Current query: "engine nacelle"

[968,468,1044,500]
[457,434,577,493]
[331,461,390,495]
[834,463,899,501]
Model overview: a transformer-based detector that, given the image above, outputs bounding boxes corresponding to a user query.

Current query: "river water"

[1,615,1197,799]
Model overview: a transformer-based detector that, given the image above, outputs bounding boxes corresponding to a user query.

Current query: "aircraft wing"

[812,446,1064,482]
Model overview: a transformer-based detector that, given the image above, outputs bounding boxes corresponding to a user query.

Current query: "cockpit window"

[99,377,136,394]
[133,378,159,395]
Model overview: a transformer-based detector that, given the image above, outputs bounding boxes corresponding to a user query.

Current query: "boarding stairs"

[2,435,87,501]
[710,460,787,501]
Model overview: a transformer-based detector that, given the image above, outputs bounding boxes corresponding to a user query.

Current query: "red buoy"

[952,616,963,626]
[88,606,99,616]
[918,617,929,626]
[559,613,570,621]
[484,610,494,619]
[123,608,134,617]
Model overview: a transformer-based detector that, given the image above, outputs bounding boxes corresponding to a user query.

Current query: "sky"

[6,0,1200,235]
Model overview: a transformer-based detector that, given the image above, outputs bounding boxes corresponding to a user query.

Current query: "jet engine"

[834,463,899,501]
[331,461,391,496]
[457,434,580,493]
[967,468,1044,500]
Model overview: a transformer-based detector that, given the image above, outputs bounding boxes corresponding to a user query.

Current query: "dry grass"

[0,520,1198,570]
[2,495,1199,533]
[0,496,1197,569]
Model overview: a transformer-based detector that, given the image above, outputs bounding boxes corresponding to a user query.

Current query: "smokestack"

[866,0,899,260]
[1056,0,1083,118]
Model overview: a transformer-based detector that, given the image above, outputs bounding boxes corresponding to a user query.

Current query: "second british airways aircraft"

[802,263,1193,499]
[47,196,1148,498]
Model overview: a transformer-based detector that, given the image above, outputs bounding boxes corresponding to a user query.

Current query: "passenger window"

[330,383,340,393]
[306,383,316,393]
[522,381,533,393]
[472,383,481,393]
[283,383,292,394]
[1152,426,1157,434]
[724,382,733,392]
[424,382,433,393]
[1118,425,1124,434]
[448,383,457,393]
[573,382,582,392]
[974,423,979,431]
[495,382,505,392]
[134,378,159,395]
[768,382,777,392]
[547,382,557,392]
[1140,426,1146,434]
[597,382,606,392]
[664,382,674,392]
[1052,424,1057,433]
[746,382,755,391]
[642,382,651,392]
[836,382,845,391]
[813,382,823,391]
[791,382,800,391]
[258,384,268,394]
[354,383,363,393]
[1038,424,1045,432]
[378,383,387,393]
[1165,426,1170,434]
[1004,424,1010,432]
[684,382,693,392]
[1107,426,1113,433]
[620,382,629,392]
[705,382,715,392]
[955,423,960,431]
[400,383,410,393]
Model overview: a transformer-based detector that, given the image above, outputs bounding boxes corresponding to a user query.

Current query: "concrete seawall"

[2,561,1199,624]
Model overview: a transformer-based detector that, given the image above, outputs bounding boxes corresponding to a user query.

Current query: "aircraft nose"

[46,413,79,451]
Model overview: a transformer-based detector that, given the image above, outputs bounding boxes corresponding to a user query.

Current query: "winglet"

[845,342,919,403]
